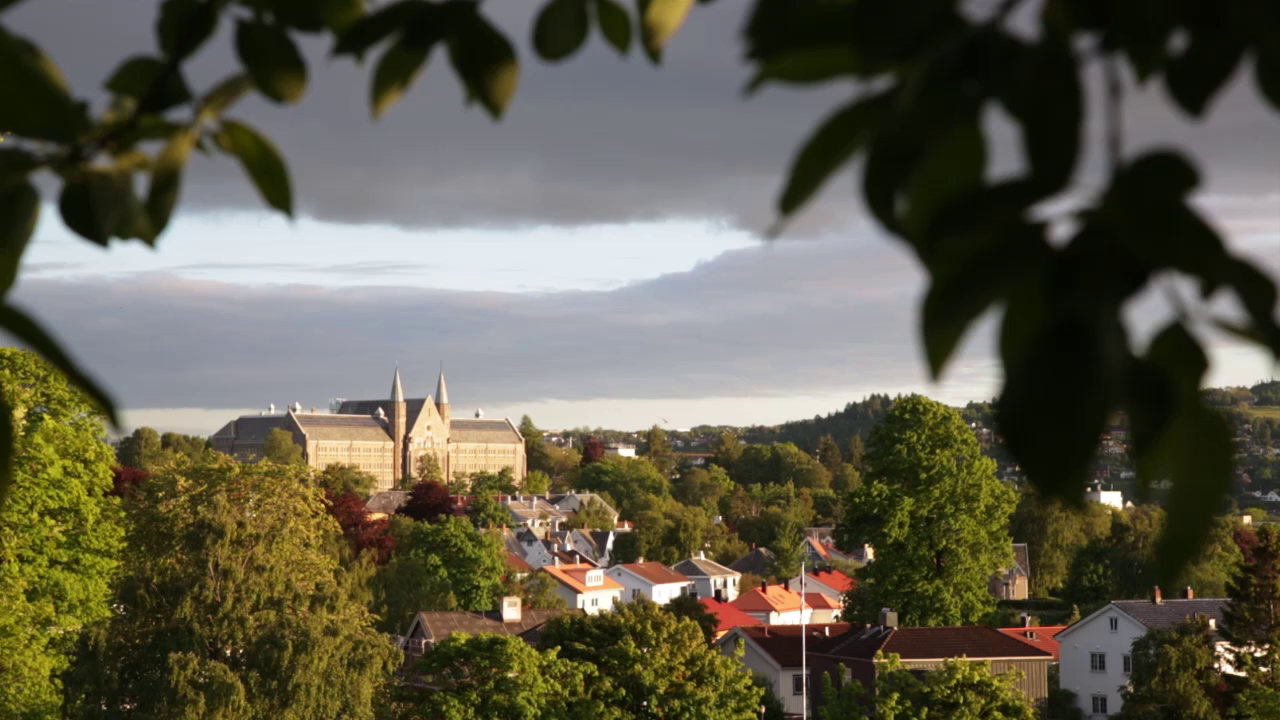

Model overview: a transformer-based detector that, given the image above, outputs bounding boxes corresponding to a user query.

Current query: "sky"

[4,0,1279,435]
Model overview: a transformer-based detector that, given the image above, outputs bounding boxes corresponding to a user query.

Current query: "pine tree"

[642,425,676,477]
[817,434,844,476]
[1222,524,1280,688]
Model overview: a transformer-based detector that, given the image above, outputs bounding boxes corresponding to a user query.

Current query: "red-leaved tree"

[399,480,453,523]
[326,491,394,564]
[580,435,605,466]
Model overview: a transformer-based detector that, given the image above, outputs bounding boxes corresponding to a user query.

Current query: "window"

[632,589,642,599]
[1109,617,1119,633]
[1123,654,1132,674]
[1091,695,1108,714]
[1090,652,1106,672]
[590,597,598,607]
[792,674,805,696]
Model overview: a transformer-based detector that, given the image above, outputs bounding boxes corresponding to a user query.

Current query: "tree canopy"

[820,655,1034,720]
[262,426,303,464]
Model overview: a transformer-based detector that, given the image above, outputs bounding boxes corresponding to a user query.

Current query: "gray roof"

[365,490,410,515]
[1012,543,1030,577]
[413,608,573,645]
[451,418,522,444]
[674,556,739,578]
[507,498,566,521]
[294,413,392,442]
[391,367,404,402]
[436,370,449,405]
[214,415,289,443]
[1112,598,1228,632]
[729,547,775,575]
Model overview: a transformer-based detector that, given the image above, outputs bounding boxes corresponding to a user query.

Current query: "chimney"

[553,556,560,567]
[573,551,581,564]
[879,608,898,629]
[823,626,830,637]
[637,555,645,563]
[500,596,522,623]
[1153,586,1163,605]
[1182,586,1194,600]
[761,580,768,592]
[698,550,706,560]
[1022,613,1032,628]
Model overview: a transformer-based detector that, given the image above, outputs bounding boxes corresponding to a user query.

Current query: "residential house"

[603,443,636,457]
[804,593,843,624]
[545,492,619,527]
[365,490,409,520]
[1085,484,1125,509]
[989,543,1031,601]
[785,569,854,606]
[397,596,573,659]
[505,552,534,579]
[699,597,761,641]
[729,547,776,576]
[503,495,568,537]
[999,621,1068,662]
[1056,587,1227,718]
[548,528,616,567]
[607,562,694,604]
[540,562,624,615]
[673,553,742,602]
[719,623,855,717]
[728,583,814,626]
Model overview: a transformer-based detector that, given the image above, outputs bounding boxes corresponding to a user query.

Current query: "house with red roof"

[539,562,624,615]
[698,597,760,640]
[803,593,843,623]
[785,569,854,607]
[728,582,814,626]
[998,624,1067,662]
[606,562,693,604]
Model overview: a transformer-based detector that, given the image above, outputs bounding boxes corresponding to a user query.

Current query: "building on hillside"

[397,596,573,658]
[603,443,636,457]
[1085,483,1125,509]
[729,547,776,576]
[989,543,1031,601]
[728,583,814,626]
[212,367,526,490]
[785,569,854,606]
[607,562,693,604]
[540,562,624,614]
[1056,587,1229,718]
[673,553,742,603]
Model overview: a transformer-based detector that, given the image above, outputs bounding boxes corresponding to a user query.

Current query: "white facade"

[604,444,636,457]
[552,583,620,615]
[607,566,693,604]
[1058,607,1145,717]
[543,565,623,615]
[688,572,740,603]
[720,630,807,717]
[1085,488,1125,509]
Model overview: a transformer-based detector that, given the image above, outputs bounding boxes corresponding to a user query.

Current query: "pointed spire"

[435,364,449,406]
[391,365,404,403]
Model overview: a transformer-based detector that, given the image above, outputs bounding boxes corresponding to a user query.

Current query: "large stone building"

[212,368,526,490]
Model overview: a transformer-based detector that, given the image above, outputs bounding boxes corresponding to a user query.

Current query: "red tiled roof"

[807,570,854,594]
[883,626,1052,660]
[806,537,831,559]
[506,552,534,574]
[805,593,842,610]
[614,562,690,585]
[542,563,624,594]
[729,584,804,613]
[731,624,856,667]
[700,598,761,633]
[998,626,1067,661]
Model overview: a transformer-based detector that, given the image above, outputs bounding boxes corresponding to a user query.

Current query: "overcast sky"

[5,0,1279,434]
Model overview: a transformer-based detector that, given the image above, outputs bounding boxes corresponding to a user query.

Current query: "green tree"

[539,600,763,718]
[848,435,866,473]
[315,462,377,497]
[413,451,446,489]
[402,633,602,720]
[735,443,831,490]
[1011,487,1112,596]
[116,426,161,470]
[817,434,843,476]
[520,415,553,475]
[0,348,124,719]
[374,515,507,632]
[766,520,805,583]
[1062,540,1115,610]
[831,463,862,495]
[610,531,644,566]
[63,457,399,719]
[710,432,743,475]
[575,456,669,520]
[470,467,519,495]
[836,395,1015,626]
[643,425,677,477]
[674,464,734,515]
[1117,619,1222,720]
[1222,524,1280,689]
[525,469,552,494]
[666,592,719,642]
[564,496,616,531]
[819,655,1034,720]
[466,493,512,530]
[503,570,567,610]
[262,426,303,465]
[160,431,210,461]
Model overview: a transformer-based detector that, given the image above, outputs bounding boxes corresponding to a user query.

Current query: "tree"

[504,570,567,610]
[63,458,399,719]
[315,462,377,496]
[1222,524,1280,688]
[836,395,1015,626]
[734,443,831,490]
[400,479,454,523]
[327,491,395,564]
[831,463,862,495]
[0,348,124,719]
[1117,619,1223,720]
[819,655,1034,720]
[525,469,552,494]
[1011,487,1112,597]
[262,426,303,465]
[610,531,644,566]
[817,434,843,476]
[116,426,161,470]
[580,435,606,466]
[642,425,677,477]
[159,431,209,461]
[373,515,507,633]
[766,520,806,583]
[710,432,743,475]
[466,493,512,530]
[564,496,616,531]
[412,451,445,489]
[539,600,763,718]
[575,456,669,520]
[402,634,601,720]
[520,415,553,475]
[848,435,866,473]
[674,465,735,515]
[1062,540,1115,610]
[666,592,719,643]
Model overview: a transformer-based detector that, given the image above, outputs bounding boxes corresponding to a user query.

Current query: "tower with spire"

[435,366,451,430]
[389,365,407,482]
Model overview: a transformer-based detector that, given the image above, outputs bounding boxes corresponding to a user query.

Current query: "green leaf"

[999,34,1081,197]
[235,21,308,104]
[446,10,520,120]
[0,304,119,426]
[217,120,293,217]
[1256,46,1280,110]
[199,73,253,119]
[1226,258,1280,355]
[332,0,426,59]
[156,0,218,61]
[1164,30,1244,118]
[777,97,877,219]
[745,46,860,94]
[0,180,38,294]
[534,0,590,61]
[105,55,193,113]
[636,0,693,63]
[59,169,127,246]
[0,27,90,143]
[861,121,921,237]
[146,129,197,234]
[595,0,631,55]
[904,121,986,239]
[371,34,432,118]
[113,171,157,245]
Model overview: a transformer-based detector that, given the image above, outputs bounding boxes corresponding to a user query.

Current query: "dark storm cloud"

[9,0,1276,234]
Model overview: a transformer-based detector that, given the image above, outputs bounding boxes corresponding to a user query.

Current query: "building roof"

[1012,543,1030,577]
[807,570,854,594]
[214,414,289,443]
[541,563,624,594]
[507,497,567,522]
[998,626,1067,661]
[1111,598,1228,632]
[730,584,804,614]
[294,413,393,442]
[451,418,523,444]
[612,562,692,586]
[881,626,1053,661]
[729,624,857,667]
[507,552,534,574]
[729,547,775,575]
[805,536,831,560]
[365,490,410,515]
[700,598,762,633]
[805,593,842,610]
[674,556,740,579]
[436,369,449,405]
[392,367,404,403]
[411,608,571,645]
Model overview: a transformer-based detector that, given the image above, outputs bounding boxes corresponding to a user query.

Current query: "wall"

[1059,607,1145,716]
[607,569,691,605]
[310,440,396,489]
[897,658,1050,706]
[449,441,526,483]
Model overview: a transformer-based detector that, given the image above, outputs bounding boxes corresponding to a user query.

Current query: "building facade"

[212,367,526,490]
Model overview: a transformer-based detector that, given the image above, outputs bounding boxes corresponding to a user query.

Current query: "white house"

[540,562,624,615]
[606,562,693,604]
[673,553,742,603]
[1084,485,1125,509]
[603,444,636,457]
[1056,588,1227,717]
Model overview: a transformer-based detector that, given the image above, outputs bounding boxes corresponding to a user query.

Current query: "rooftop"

[1111,598,1228,632]
[882,626,1053,661]
[998,625,1067,662]
[613,562,692,586]
[673,556,740,578]
[807,570,854,594]
[699,598,761,634]
[410,608,571,646]
[730,584,804,614]
[542,563,624,594]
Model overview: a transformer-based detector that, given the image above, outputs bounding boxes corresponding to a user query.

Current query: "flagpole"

[801,554,807,720]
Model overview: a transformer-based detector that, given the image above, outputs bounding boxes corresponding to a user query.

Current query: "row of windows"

[1089,652,1132,674]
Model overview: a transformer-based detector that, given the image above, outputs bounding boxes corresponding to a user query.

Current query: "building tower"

[390,366,407,484]
[435,366,451,479]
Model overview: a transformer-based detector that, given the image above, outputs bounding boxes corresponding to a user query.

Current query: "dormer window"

[586,570,603,586]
